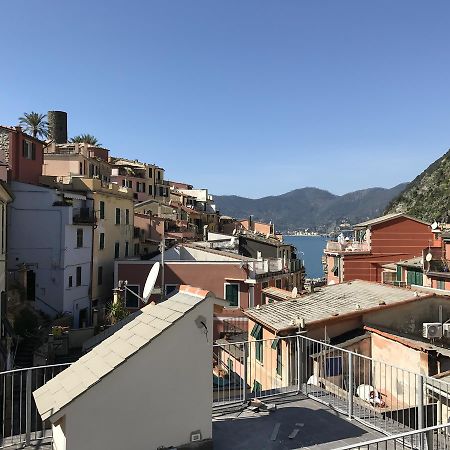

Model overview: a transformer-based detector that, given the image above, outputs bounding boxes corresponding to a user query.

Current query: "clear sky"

[2,1,450,198]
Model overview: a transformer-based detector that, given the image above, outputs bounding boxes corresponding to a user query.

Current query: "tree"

[70,134,101,146]
[18,112,48,139]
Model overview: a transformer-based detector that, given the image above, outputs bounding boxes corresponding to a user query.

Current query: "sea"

[283,235,328,279]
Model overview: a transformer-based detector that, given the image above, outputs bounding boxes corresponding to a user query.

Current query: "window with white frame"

[125,284,140,308]
[224,283,239,307]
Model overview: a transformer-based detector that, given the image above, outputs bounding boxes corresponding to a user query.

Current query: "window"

[165,284,178,296]
[225,283,239,307]
[148,168,153,178]
[148,185,153,195]
[325,357,343,377]
[262,281,269,289]
[22,141,36,160]
[227,358,233,373]
[250,323,263,363]
[127,180,132,189]
[122,179,126,187]
[332,256,340,277]
[274,339,282,376]
[275,279,281,289]
[99,201,105,219]
[115,208,121,225]
[126,285,140,308]
[125,241,129,257]
[134,243,140,255]
[159,187,164,197]
[76,267,82,286]
[76,229,83,248]
[437,279,445,290]
[98,266,103,285]
[396,265,402,282]
[68,276,73,288]
[114,242,120,258]
[79,162,83,174]
[99,232,105,250]
[125,209,130,225]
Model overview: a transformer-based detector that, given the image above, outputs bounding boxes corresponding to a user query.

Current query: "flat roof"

[244,280,431,333]
[33,286,212,420]
[354,213,430,228]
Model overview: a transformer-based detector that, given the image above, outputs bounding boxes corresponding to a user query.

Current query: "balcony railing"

[213,334,450,440]
[336,423,450,449]
[326,240,370,253]
[0,363,71,448]
[72,207,96,224]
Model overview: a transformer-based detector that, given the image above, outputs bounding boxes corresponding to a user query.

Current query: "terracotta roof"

[262,287,301,301]
[33,285,212,420]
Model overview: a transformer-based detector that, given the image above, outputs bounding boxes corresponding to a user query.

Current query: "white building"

[33,285,217,450]
[8,182,93,327]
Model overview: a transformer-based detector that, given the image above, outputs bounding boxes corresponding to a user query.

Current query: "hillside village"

[2,112,450,449]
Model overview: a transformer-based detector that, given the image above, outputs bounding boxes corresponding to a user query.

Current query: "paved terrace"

[213,394,383,450]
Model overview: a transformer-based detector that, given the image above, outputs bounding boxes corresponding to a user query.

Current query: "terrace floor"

[213,393,384,450]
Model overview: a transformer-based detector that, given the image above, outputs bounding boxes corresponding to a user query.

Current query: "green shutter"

[250,323,262,338]
[396,265,402,282]
[225,284,238,307]
[271,338,279,349]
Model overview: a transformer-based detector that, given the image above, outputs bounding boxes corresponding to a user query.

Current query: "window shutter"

[31,143,36,160]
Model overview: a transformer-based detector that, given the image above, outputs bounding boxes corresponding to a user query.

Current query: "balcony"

[213,335,450,449]
[249,258,283,276]
[72,207,96,224]
[326,240,370,253]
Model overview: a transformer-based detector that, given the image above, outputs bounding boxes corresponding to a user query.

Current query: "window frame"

[76,228,83,248]
[99,232,105,250]
[115,208,121,225]
[224,282,240,308]
[99,201,105,220]
[125,284,140,309]
[125,209,130,225]
[76,266,82,287]
[114,242,120,259]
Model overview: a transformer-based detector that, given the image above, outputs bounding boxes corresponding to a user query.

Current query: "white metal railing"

[213,334,450,439]
[335,423,450,449]
[0,363,71,448]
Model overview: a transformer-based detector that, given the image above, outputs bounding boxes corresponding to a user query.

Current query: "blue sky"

[2,1,450,198]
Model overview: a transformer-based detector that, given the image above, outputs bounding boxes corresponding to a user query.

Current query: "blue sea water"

[283,235,328,279]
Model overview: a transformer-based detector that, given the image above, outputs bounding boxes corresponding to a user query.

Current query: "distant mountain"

[215,184,409,232]
[385,149,450,221]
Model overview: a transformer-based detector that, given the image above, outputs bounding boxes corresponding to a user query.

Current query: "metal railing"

[72,207,96,224]
[335,423,450,449]
[0,363,70,448]
[213,334,450,438]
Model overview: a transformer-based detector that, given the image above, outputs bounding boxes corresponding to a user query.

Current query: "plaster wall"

[53,300,213,450]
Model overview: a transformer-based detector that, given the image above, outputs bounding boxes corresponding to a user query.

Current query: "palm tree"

[70,134,101,146]
[18,112,48,139]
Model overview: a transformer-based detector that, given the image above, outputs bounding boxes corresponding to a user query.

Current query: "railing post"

[25,369,32,445]
[297,336,300,392]
[348,352,353,420]
[417,375,424,450]
[242,343,248,403]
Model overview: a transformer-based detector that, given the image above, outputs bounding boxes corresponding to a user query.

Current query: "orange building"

[324,213,433,284]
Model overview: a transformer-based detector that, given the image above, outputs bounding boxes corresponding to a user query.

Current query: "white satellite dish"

[426,253,433,262]
[432,221,438,230]
[291,287,298,298]
[142,262,160,303]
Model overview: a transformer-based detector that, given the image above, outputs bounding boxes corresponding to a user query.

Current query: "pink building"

[0,126,44,185]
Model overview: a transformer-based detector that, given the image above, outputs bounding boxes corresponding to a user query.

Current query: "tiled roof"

[33,285,211,421]
[354,213,430,228]
[244,280,431,333]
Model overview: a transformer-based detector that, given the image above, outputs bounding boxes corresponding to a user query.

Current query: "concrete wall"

[8,182,91,321]
[53,300,213,450]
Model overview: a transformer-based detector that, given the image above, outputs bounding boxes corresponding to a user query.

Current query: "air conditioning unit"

[443,323,450,337]
[423,322,443,339]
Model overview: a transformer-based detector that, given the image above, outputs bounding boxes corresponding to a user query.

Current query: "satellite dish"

[432,221,438,230]
[426,253,433,262]
[291,287,298,298]
[142,262,160,303]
